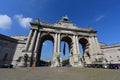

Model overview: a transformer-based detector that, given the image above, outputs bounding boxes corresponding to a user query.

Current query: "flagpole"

[63,42,66,56]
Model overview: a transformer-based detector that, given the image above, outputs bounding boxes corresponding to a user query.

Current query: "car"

[102,64,109,69]
[109,64,119,69]
[1,64,13,68]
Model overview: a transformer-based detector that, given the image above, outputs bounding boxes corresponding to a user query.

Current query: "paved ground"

[0,67,120,80]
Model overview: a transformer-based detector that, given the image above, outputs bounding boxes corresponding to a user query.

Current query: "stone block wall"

[11,36,27,66]
[0,34,17,66]
[101,44,120,64]
[1,34,120,67]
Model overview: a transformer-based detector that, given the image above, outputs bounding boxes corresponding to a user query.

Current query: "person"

[24,54,29,67]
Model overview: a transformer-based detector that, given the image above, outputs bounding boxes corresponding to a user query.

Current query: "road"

[0,67,120,80]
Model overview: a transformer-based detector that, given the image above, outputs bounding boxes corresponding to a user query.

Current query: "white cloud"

[43,43,48,46]
[14,14,32,28]
[96,15,105,22]
[0,14,12,29]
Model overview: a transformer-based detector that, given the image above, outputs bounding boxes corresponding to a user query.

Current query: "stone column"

[25,29,33,51]
[94,37,101,53]
[34,31,41,53]
[72,35,78,66]
[51,33,58,67]
[91,37,97,54]
[73,35,77,54]
[29,30,38,51]
[75,36,83,67]
[54,33,57,53]
[76,36,80,54]
[57,33,60,52]
[57,33,62,66]
[88,37,95,63]
[32,31,41,66]
[88,37,93,54]
[94,37,102,61]
[92,37,100,62]
[69,40,74,66]
[89,36,99,63]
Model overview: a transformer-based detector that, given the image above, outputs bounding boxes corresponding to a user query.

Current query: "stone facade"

[0,17,103,67]
[23,17,102,67]
[1,34,120,67]
[100,43,120,64]
[0,34,17,66]
[11,36,27,67]
[1,17,120,67]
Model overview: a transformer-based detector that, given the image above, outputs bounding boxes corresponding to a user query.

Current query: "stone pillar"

[75,36,83,67]
[76,36,83,63]
[29,30,38,51]
[51,33,62,67]
[69,40,74,66]
[88,36,101,63]
[51,33,58,67]
[76,36,80,54]
[88,37,93,54]
[88,37,95,63]
[72,35,78,66]
[29,30,38,66]
[25,29,33,51]
[57,33,62,66]
[94,37,101,53]
[94,37,102,61]
[91,37,97,54]
[54,33,57,53]
[73,35,77,54]
[34,32,41,53]
[70,35,77,66]
[91,37,99,62]
[57,33,60,53]
[33,31,41,66]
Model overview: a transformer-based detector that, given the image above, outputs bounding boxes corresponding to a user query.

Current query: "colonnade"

[24,28,102,67]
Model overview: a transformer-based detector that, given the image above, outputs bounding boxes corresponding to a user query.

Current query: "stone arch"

[60,35,72,66]
[78,37,90,63]
[23,18,102,67]
[36,33,54,66]
[61,35,72,45]
[40,33,54,42]
[79,37,89,49]
[40,33,54,40]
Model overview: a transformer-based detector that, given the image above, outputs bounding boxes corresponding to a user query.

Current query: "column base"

[69,53,84,67]
[51,52,62,67]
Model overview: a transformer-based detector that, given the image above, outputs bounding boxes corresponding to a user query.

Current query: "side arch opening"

[36,34,54,67]
[79,38,90,64]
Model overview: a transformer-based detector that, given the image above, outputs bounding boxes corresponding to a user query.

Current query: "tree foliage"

[62,59,69,65]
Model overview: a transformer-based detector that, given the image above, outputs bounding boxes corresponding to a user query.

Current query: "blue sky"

[0,0,120,60]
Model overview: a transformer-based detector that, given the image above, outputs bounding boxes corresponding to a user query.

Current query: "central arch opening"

[61,41,69,66]
[61,36,72,67]
[36,34,54,67]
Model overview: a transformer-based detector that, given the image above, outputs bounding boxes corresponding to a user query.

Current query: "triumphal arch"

[24,16,102,67]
